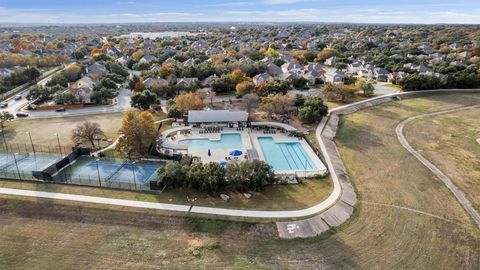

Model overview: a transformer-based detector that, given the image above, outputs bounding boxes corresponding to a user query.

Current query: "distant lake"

[118,32,198,39]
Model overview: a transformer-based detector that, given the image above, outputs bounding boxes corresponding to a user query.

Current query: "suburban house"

[281,63,304,76]
[324,56,336,66]
[253,73,273,85]
[324,70,345,84]
[177,77,199,87]
[267,63,283,77]
[86,63,107,78]
[143,77,169,89]
[140,55,157,63]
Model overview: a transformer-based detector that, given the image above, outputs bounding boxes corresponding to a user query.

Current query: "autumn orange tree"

[159,63,177,79]
[175,91,206,114]
[117,110,157,156]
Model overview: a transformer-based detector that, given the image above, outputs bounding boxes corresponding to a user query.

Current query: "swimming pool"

[180,133,243,150]
[257,137,317,171]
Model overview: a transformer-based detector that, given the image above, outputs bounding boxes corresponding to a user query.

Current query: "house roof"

[188,110,248,123]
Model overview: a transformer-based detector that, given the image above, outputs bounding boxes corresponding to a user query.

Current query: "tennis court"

[62,156,162,186]
[0,152,59,173]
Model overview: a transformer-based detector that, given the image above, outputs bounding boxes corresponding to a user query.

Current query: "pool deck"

[166,127,327,176]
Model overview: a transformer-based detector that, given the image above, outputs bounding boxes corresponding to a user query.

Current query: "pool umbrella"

[219,160,227,166]
[208,149,211,157]
[229,150,243,157]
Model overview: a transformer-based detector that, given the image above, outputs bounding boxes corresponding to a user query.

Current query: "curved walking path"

[396,104,480,228]
[0,89,479,238]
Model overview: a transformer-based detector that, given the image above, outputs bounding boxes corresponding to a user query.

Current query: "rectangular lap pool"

[257,137,317,171]
[180,133,243,150]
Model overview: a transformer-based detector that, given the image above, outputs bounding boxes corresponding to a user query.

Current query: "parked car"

[55,107,66,112]
[0,103,8,108]
[14,95,22,101]
[15,112,29,117]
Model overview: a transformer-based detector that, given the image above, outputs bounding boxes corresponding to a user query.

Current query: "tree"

[106,61,129,77]
[175,92,206,114]
[321,83,357,102]
[260,94,293,117]
[131,50,144,61]
[24,67,41,82]
[356,80,375,97]
[131,90,157,110]
[293,77,308,89]
[26,85,55,102]
[399,74,443,91]
[230,69,250,84]
[71,121,105,148]
[225,160,276,192]
[156,162,186,189]
[316,48,337,62]
[90,87,116,104]
[133,80,146,92]
[243,93,260,113]
[159,63,177,79]
[186,162,226,193]
[55,92,78,104]
[266,47,280,57]
[0,111,14,129]
[294,94,305,108]
[46,72,69,87]
[117,110,157,156]
[235,81,255,97]
[298,96,329,123]
[167,106,182,118]
[211,74,236,93]
[65,64,83,82]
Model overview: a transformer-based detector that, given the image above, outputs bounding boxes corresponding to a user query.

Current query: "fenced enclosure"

[0,142,71,157]
[0,145,164,192]
[0,152,61,181]
[54,156,163,191]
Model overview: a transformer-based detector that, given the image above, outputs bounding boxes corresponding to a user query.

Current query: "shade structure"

[229,150,243,156]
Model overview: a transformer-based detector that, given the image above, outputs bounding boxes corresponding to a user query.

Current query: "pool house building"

[187,110,248,127]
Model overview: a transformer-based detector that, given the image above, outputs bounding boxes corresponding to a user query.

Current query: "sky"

[0,0,479,24]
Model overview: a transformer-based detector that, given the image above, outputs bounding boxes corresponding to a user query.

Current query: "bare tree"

[71,121,105,148]
[243,93,260,114]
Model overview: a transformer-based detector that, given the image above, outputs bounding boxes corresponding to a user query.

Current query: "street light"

[131,161,137,190]
[26,131,37,169]
[95,158,102,187]
[26,131,35,156]
[13,153,21,180]
[54,133,63,157]
[0,129,8,154]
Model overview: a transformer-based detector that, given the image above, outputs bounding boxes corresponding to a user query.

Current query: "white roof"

[188,110,248,123]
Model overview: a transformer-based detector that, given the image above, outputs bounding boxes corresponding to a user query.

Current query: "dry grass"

[5,113,125,146]
[0,177,332,211]
[1,93,480,269]
[405,106,480,211]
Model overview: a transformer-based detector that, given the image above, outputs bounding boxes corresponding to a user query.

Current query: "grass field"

[404,106,480,211]
[0,176,332,211]
[5,113,124,146]
[1,92,480,269]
